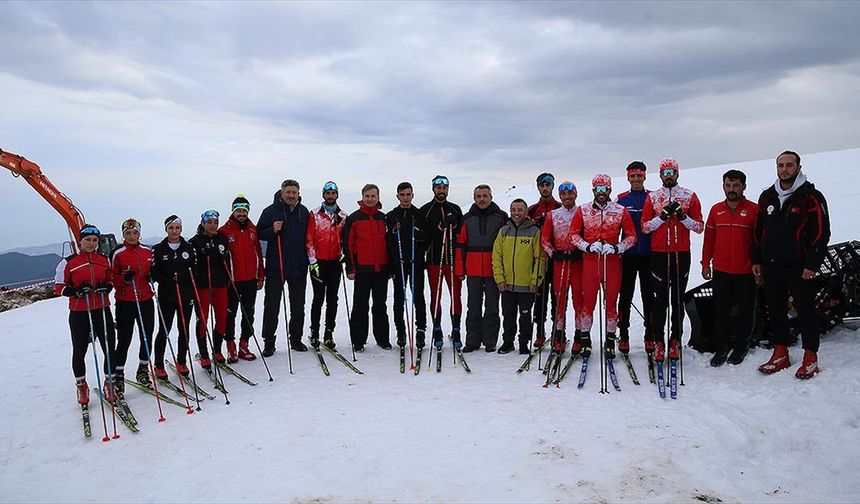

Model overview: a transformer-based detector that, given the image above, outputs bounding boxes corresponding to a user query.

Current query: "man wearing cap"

[753,151,830,379]
[189,210,232,368]
[540,180,583,353]
[218,195,265,362]
[455,184,508,352]
[528,173,562,346]
[109,218,156,390]
[419,175,464,350]
[306,181,348,350]
[569,175,637,358]
[258,179,312,356]
[616,161,654,355]
[641,158,704,363]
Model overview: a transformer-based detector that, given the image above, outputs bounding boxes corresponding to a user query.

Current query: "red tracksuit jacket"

[110,241,154,302]
[701,198,759,275]
[219,216,265,282]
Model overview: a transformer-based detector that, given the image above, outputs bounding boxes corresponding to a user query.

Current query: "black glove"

[674,205,687,220]
[443,212,457,227]
[551,250,563,261]
[332,214,343,226]
[534,214,546,228]
[75,284,93,298]
[660,201,680,221]
[95,283,113,295]
[123,269,135,284]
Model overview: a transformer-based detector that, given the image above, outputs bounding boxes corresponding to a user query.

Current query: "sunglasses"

[122,218,141,232]
[593,185,610,194]
[323,181,339,192]
[201,210,220,222]
[80,225,101,238]
[558,182,576,192]
[661,168,677,177]
[433,177,450,187]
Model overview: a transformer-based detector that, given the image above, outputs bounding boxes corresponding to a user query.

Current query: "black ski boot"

[451,327,462,350]
[727,343,747,365]
[323,329,336,350]
[576,332,592,357]
[416,329,426,349]
[433,327,444,350]
[114,372,125,399]
[518,341,530,355]
[604,333,617,359]
[497,341,515,354]
[310,329,320,349]
[262,339,275,358]
[396,330,407,348]
[136,363,151,387]
[290,340,309,352]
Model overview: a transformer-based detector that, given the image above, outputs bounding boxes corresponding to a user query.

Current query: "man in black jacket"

[753,150,830,379]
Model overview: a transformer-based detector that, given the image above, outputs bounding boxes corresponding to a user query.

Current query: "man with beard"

[527,173,561,346]
[306,182,348,350]
[701,170,759,366]
[641,158,704,363]
[753,151,830,379]
[456,185,508,352]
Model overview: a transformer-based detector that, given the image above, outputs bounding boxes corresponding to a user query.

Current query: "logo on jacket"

[228,236,236,243]
[520,238,531,245]
[218,244,226,253]
[767,205,774,215]
[182,252,190,259]
[791,207,801,215]
[740,210,748,217]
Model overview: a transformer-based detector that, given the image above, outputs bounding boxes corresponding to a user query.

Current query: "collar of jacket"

[229,215,249,229]
[358,200,382,215]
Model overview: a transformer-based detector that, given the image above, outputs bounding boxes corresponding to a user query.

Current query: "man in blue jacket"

[258,179,311,356]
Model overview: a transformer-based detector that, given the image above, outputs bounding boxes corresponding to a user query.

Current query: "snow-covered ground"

[1,149,859,503]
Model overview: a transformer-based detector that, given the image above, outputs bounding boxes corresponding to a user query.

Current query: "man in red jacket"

[219,195,265,362]
[527,172,562,344]
[701,170,759,366]
[342,184,391,351]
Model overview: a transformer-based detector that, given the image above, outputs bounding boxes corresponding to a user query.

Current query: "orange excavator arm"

[1,148,87,254]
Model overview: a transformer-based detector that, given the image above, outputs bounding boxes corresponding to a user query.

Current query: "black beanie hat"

[626,161,647,171]
[232,194,250,212]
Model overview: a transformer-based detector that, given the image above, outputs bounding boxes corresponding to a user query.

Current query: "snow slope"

[1,149,859,503]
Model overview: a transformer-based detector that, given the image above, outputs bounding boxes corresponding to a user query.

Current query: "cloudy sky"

[2,1,859,250]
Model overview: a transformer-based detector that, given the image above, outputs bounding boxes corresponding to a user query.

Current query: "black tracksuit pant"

[712,270,756,351]
[114,299,154,372]
[466,276,501,349]
[350,271,390,347]
[618,254,654,341]
[69,308,116,379]
[532,259,556,336]
[392,260,427,337]
[154,298,194,366]
[310,260,341,334]
[763,264,820,352]
[650,251,691,343]
[262,275,307,345]
[501,291,535,345]
[227,279,258,340]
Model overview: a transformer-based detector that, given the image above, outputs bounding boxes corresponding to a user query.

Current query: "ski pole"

[275,233,294,374]
[536,250,548,368]
[673,220,685,386]
[149,284,195,414]
[128,281,166,422]
[221,257,273,381]
[430,223,448,367]
[408,220,416,370]
[83,292,115,441]
[206,256,230,396]
[396,225,414,370]
[173,275,202,411]
[188,266,230,404]
[93,289,121,437]
[339,261,356,362]
[447,223,456,366]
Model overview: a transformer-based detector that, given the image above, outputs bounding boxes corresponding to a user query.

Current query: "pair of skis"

[93,388,139,433]
[655,358,679,399]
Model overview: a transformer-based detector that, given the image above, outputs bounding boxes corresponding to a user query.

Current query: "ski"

[116,396,139,426]
[647,353,656,384]
[322,345,364,374]
[414,347,423,376]
[607,358,621,391]
[155,376,200,403]
[554,352,580,385]
[436,346,442,373]
[94,388,139,433]
[576,355,590,389]
[621,353,640,385]
[657,361,666,398]
[542,352,560,387]
[166,360,215,400]
[400,346,405,374]
[542,351,557,375]
[516,342,547,373]
[217,362,258,386]
[125,379,192,409]
[454,348,472,373]
[81,404,92,438]
[311,346,331,377]
[669,359,678,399]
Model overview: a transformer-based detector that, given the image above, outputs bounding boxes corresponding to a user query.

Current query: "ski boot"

[323,329,336,350]
[433,327,444,350]
[262,339,275,358]
[353,343,365,353]
[238,338,257,361]
[416,329,426,349]
[310,329,321,350]
[618,339,630,355]
[518,341,530,355]
[552,329,567,353]
[668,339,681,361]
[226,340,239,363]
[153,366,169,381]
[136,363,152,387]
[710,347,730,367]
[213,352,227,364]
[199,350,212,370]
[727,343,747,365]
[175,362,190,376]
[534,330,546,348]
[795,350,819,379]
[451,327,462,350]
[76,379,89,405]
[379,341,393,350]
[654,341,665,362]
[579,332,592,357]
[113,373,125,399]
[604,333,617,359]
[103,377,117,403]
[497,341,515,354]
[759,344,790,374]
[290,340,309,352]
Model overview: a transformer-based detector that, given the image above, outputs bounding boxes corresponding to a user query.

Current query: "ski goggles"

[232,202,250,212]
[536,174,555,186]
[322,181,339,192]
[432,176,450,187]
[200,209,220,224]
[558,182,577,193]
[661,168,677,177]
[121,218,141,233]
[593,185,610,194]
[80,224,101,238]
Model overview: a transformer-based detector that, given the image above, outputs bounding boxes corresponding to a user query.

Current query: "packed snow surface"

[2,149,859,503]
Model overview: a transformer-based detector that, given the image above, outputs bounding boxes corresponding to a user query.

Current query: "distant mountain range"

[1,237,164,257]
[0,252,62,286]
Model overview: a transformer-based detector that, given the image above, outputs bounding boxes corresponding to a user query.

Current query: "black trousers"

[310,260,341,333]
[501,291,535,345]
[532,259,556,335]
[650,252,691,343]
[69,308,115,379]
[618,254,654,340]
[350,272,390,346]
[262,275,307,345]
[227,279,258,340]
[154,298,194,366]
[465,276,501,348]
[114,299,154,371]
[763,264,820,352]
[392,260,427,335]
[712,270,756,350]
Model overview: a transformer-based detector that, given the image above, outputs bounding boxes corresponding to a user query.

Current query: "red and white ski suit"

[568,201,637,333]
[540,205,585,331]
[641,186,704,252]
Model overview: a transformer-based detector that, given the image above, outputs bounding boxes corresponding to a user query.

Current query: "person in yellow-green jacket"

[493,198,546,355]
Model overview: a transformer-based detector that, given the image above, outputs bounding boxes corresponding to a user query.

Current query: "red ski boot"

[175,362,190,376]
[794,350,820,379]
[238,338,257,361]
[654,341,666,362]
[76,379,89,405]
[226,340,239,364]
[758,344,790,374]
[668,339,681,360]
